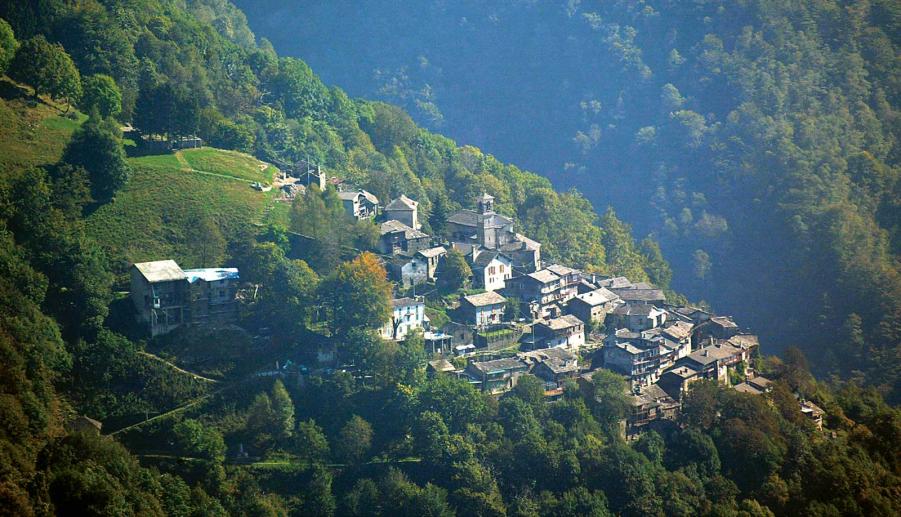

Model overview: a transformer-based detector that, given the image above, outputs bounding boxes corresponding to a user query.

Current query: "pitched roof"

[597,276,633,289]
[447,209,513,229]
[546,264,580,277]
[747,376,773,391]
[613,303,663,317]
[463,291,507,307]
[134,260,186,282]
[661,321,694,341]
[727,334,759,349]
[733,382,764,395]
[573,287,620,307]
[528,269,560,284]
[628,383,676,407]
[472,251,511,268]
[613,288,667,303]
[520,346,577,363]
[540,357,580,375]
[428,358,456,373]
[338,189,379,204]
[380,220,428,240]
[710,315,738,328]
[540,314,584,331]
[685,343,743,366]
[477,192,495,203]
[417,246,447,259]
[470,357,527,374]
[392,297,423,308]
[385,194,418,211]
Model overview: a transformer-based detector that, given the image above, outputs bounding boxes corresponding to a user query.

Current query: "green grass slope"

[87,148,279,270]
[0,79,85,175]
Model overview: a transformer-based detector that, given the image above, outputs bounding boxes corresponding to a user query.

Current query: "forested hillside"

[0,1,898,515]
[237,0,901,396]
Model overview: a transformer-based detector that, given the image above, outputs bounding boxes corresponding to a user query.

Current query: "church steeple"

[477,192,495,214]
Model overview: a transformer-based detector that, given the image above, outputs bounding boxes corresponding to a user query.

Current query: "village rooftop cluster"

[129,164,823,438]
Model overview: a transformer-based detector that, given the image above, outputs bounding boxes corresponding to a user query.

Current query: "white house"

[471,251,513,291]
[380,298,426,341]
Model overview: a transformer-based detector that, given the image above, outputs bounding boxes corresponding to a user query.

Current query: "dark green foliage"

[62,116,129,201]
[439,249,471,292]
[80,74,121,119]
[0,17,15,73]
[8,34,80,103]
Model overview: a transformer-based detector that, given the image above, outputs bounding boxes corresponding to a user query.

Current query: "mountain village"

[129,162,823,439]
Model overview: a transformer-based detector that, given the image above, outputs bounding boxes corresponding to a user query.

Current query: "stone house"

[384,195,420,229]
[459,291,507,328]
[504,266,580,320]
[610,287,667,305]
[520,347,581,388]
[568,287,621,324]
[603,339,665,387]
[625,384,680,439]
[608,303,668,332]
[465,357,529,394]
[531,315,586,350]
[338,189,379,220]
[378,220,430,256]
[295,160,327,190]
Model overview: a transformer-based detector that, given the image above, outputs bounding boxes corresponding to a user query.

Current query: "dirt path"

[137,350,220,383]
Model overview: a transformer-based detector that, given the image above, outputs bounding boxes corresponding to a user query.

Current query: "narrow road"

[137,350,220,383]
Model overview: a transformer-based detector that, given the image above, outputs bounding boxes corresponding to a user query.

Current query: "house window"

[500,265,505,273]
[219,289,225,298]
[489,266,495,275]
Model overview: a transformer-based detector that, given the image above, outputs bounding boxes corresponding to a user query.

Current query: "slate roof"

[685,343,742,366]
[385,195,418,211]
[469,357,527,374]
[628,384,676,407]
[710,315,738,328]
[380,220,428,240]
[472,251,510,268]
[612,303,663,317]
[661,321,694,341]
[463,291,507,307]
[428,358,456,373]
[572,287,620,307]
[528,269,560,284]
[540,314,584,331]
[546,264,580,277]
[540,357,580,375]
[447,209,513,229]
[417,246,447,259]
[727,334,759,349]
[613,288,667,303]
[338,189,379,204]
[391,297,423,308]
[134,260,186,283]
[733,382,764,395]
[597,276,633,289]
[520,346,577,363]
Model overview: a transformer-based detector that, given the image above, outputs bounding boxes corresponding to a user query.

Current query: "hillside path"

[137,350,220,383]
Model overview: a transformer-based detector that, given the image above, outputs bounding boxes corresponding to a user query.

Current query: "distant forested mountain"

[237,0,901,395]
